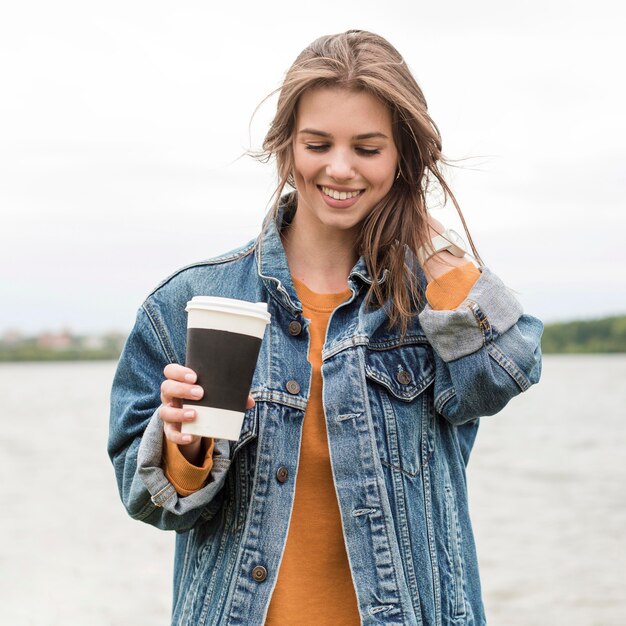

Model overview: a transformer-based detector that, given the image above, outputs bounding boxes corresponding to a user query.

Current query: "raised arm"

[418,217,543,425]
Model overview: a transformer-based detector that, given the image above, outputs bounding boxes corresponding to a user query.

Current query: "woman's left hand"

[421,214,469,281]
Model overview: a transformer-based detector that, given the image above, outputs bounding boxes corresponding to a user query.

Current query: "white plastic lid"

[185,296,271,324]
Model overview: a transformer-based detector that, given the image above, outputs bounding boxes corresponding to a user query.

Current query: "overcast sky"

[1,0,624,334]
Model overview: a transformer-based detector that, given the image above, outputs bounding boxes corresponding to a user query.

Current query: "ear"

[285,147,296,188]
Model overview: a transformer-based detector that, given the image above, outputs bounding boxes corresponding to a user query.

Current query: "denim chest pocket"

[365,342,435,477]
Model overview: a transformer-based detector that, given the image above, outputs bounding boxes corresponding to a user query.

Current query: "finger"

[163,421,200,445]
[160,379,204,404]
[159,404,196,424]
[246,394,255,410]
[163,363,198,384]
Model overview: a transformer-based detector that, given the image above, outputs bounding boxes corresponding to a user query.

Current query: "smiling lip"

[317,185,365,208]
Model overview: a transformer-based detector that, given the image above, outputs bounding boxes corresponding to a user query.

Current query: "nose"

[325,149,355,181]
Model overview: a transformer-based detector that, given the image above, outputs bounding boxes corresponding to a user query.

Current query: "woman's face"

[292,86,398,236]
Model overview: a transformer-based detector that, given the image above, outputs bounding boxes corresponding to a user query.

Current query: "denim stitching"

[367,335,429,350]
[257,237,302,317]
[146,241,256,299]
[486,343,531,391]
[356,347,407,623]
[465,299,493,346]
[379,459,420,478]
[151,483,176,507]
[250,391,308,410]
[142,300,176,363]
[323,334,370,360]
[435,387,456,414]
[133,498,158,521]
[365,365,435,402]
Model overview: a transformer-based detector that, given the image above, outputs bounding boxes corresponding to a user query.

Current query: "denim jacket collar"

[255,196,302,316]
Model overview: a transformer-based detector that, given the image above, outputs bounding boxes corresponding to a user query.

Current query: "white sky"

[1,0,624,334]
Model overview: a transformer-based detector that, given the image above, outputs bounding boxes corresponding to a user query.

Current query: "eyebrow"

[298,128,389,140]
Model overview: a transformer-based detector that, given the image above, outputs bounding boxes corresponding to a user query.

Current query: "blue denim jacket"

[108,198,543,626]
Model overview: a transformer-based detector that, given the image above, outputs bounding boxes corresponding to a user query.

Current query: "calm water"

[1,355,624,626]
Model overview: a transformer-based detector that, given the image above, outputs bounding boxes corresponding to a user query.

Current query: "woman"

[109,30,542,626]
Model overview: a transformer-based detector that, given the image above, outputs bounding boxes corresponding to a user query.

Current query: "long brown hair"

[256,30,480,335]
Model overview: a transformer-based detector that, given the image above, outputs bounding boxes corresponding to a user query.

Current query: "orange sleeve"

[425,262,481,310]
[163,436,215,497]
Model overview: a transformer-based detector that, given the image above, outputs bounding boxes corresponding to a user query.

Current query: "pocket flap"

[365,343,435,401]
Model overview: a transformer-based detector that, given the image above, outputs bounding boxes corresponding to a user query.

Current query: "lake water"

[1,355,624,626]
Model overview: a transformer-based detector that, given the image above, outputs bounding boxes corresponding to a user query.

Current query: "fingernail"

[184,373,196,383]
[182,435,192,443]
[190,386,202,397]
[184,410,195,419]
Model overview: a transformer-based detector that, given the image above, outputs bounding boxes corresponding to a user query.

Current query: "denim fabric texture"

[108,195,543,626]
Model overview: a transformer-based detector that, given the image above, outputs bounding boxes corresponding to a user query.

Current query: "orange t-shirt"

[162,262,480,622]
[263,277,358,624]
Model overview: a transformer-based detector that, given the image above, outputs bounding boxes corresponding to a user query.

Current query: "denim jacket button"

[276,466,289,483]
[251,565,267,582]
[286,380,301,394]
[288,320,302,336]
[396,370,412,385]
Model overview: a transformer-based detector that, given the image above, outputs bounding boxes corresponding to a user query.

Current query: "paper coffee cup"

[181,296,271,441]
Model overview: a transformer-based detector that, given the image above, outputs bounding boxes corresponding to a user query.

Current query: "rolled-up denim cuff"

[137,408,231,515]
[419,268,523,362]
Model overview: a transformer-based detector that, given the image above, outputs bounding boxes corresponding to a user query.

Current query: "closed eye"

[305,144,381,156]
[305,144,329,152]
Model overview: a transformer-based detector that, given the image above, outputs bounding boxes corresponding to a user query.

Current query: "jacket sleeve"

[418,267,543,425]
[107,304,231,532]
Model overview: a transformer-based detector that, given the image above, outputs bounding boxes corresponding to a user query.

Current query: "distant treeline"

[1,315,625,361]
[0,347,122,362]
[541,315,626,354]
[0,333,125,362]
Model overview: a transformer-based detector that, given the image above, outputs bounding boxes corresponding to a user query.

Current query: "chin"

[320,214,365,232]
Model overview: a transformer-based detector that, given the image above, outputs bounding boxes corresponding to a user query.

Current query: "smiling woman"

[292,88,398,234]
[108,29,543,626]
[258,30,485,327]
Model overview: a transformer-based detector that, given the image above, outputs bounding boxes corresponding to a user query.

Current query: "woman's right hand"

[159,363,255,451]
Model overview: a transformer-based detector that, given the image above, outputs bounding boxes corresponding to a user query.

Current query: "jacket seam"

[367,335,429,350]
[465,299,492,345]
[249,391,308,411]
[262,279,303,317]
[486,342,531,391]
[142,300,176,363]
[356,347,407,624]
[132,498,159,521]
[146,240,257,299]
[365,366,435,402]
[435,387,457,413]
[256,228,303,317]
[323,335,370,360]
[379,458,419,479]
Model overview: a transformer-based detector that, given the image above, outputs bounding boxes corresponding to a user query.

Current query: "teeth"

[321,186,362,200]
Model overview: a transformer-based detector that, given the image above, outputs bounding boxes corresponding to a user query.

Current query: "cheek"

[369,159,397,189]
[293,151,317,182]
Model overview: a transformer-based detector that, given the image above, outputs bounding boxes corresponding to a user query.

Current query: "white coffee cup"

[181,296,271,441]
